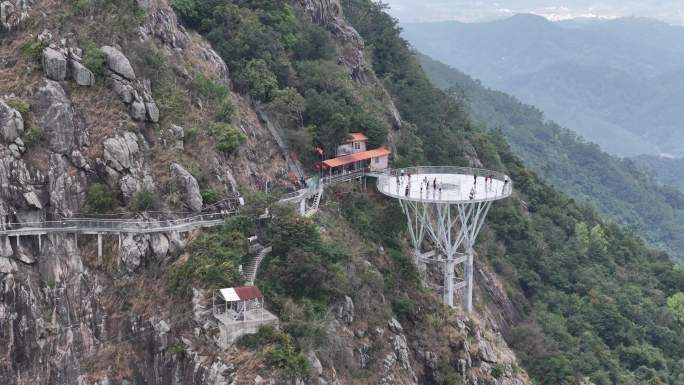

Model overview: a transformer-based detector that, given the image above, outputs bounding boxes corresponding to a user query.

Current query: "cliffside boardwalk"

[377,166,513,312]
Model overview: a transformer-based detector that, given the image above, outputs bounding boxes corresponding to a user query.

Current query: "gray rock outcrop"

[103,132,139,172]
[170,162,203,212]
[33,80,89,154]
[48,154,87,217]
[129,100,147,121]
[0,0,29,30]
[120,234,150,272]
[42,47,67,81]
[70,60,94,86]
[0,99,24,142]
[101,45,136,80]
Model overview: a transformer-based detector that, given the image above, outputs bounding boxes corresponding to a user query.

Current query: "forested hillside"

[417,53,684,265]
[633,154,684,193]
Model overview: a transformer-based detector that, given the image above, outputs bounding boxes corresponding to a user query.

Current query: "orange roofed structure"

[323,133,391,173]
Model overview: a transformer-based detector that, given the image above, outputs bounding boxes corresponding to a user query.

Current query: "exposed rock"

[8,143,20,158]
[22,191,41,209]
[308,351,323,375]
[103,132,139,172]
[0,256,16,273]
[1,0,29,30]
[120,174,141,201]
[335,295,354,325]
[42,47,67,81]
[392,334,412,372]
[150,233,169,258]
[356,344,370,369]
[388,317,403,334]
[129,100,147,121]
[120,234,150,272]
[170,162,203,212]
[167,231,186,253]
[109,74,135,103]
[48,154,87,217]
[70,60,94,86]
[33,80,89,154]
[0,236,12,258]
[101,46,136,80]
[145,102,159,122]
[0,99,24,142]
[296,0,369,81]
[69,150,89,171]
[169,124,184,149]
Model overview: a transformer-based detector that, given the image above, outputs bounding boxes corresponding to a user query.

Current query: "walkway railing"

[0,212,235,236]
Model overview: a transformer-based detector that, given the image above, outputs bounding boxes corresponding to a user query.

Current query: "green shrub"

[201,189,222,205]
[216,98,235,122]
[491,363,506,379]
[193,74,235,122]
[20,38,48,64]
[129,191,156,212]
[7,99,30,116]
[266,333,309,379]
[193,73,230,100]
[167,227,246,298]
[84,183,115,213]
[22,126,43,147]
[82,43,107,77]
[208,122,245,154]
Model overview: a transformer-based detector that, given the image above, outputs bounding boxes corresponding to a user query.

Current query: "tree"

[667,292,684,325]
[84,183,115,213]
[269,87,305,128]
[235,59,278,101]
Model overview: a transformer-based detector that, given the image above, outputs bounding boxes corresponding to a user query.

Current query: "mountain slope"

[0,1,682,385]
[343,2,684,384]
[401,15,684,157]
[417,52,684,264]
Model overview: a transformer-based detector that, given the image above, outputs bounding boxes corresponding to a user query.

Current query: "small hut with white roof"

[212,286,279,346]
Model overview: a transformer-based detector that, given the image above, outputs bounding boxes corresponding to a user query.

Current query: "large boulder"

[42,47,67,81]
[145,102,159,123]
[129,100,146,121]
[70,60,94,86]
[0,99,23,142]
[33,80,89,154]
[170,162,203,212]
[101,46,136,80]
[120,234,150,272]
[109,74,135,103]
[103,132,139,172]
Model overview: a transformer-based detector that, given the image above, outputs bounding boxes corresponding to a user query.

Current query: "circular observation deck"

[376,166,512,204]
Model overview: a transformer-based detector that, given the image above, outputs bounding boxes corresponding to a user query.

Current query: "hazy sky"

[382,1,684,25]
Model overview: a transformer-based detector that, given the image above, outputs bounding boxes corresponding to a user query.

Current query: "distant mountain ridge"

[402,14,684,157]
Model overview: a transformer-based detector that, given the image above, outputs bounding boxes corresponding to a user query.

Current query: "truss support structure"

[398,198,493,312]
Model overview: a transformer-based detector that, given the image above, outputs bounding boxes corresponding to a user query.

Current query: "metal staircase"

[304,185,324,217]
[243,245,272,285]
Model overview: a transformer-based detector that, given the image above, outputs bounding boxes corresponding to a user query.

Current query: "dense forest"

[417,53,684,265]
[168,1,684,384]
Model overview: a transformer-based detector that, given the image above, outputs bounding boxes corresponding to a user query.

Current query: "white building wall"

[369,155,389,171]
[336,141,366,156]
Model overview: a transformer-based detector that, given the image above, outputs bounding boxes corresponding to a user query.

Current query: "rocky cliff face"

[0,1,529,385]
